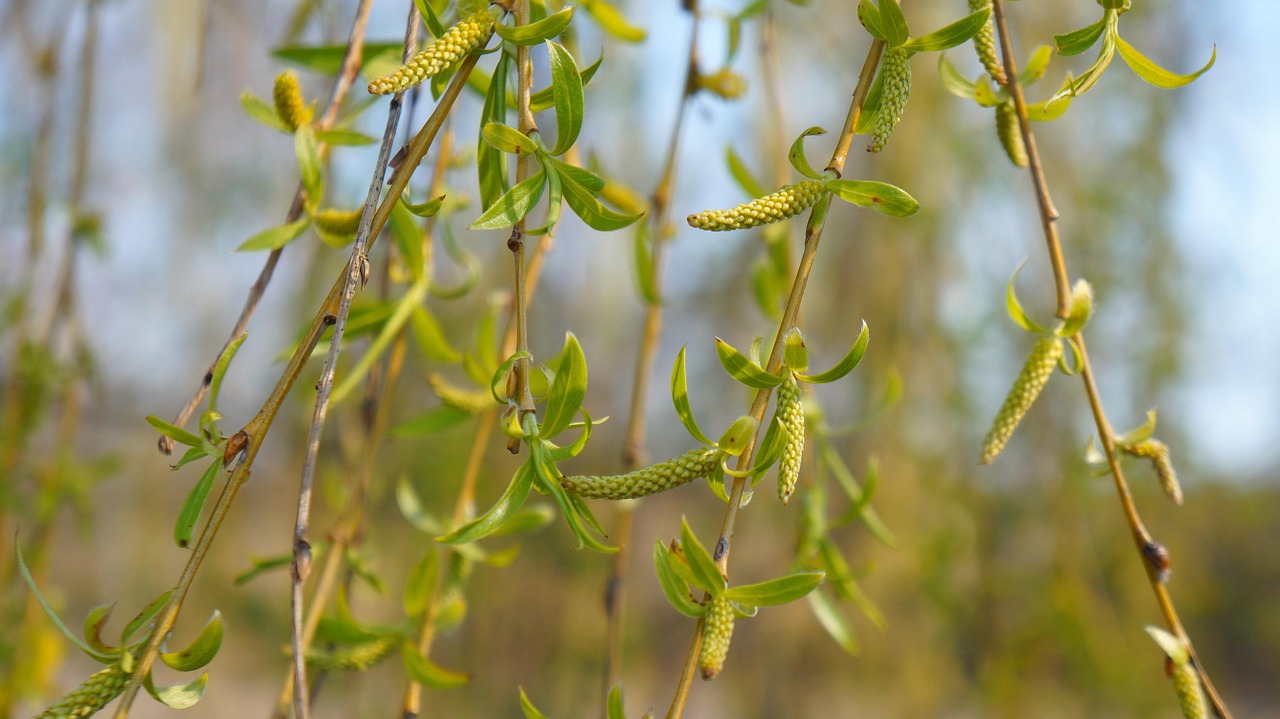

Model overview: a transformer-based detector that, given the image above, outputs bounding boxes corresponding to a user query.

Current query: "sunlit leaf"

[1054,17,1106,56]
[146,416,203,448]
[471,169,546,230]
[239,91,290,132]
[671,347,715,446]
[715,338,783,389]
[546,41,584,155]
[272,41,402,75]
[161,611,223,671]
[496,7,574,45]
[901,8,988,54]
[654,540,705,618]
[787,126,827,180]
[144,671,209,709]
[1004,260,1048,334]
[235,217,310,252]
[84,603,118,656]
[877,0,909,48]
[723,571,824,607]
[437,462,536,545]
[579,0,646,42]
[856,0,886,41]
[808,590,859,654]
[294,125,322,202]
[796,320,869,385]
[478,55,510,209]
[825,179,919,217]
[540,332,587,438]
[520,687,552,719]
[482,121,539,155]
[680,517,726,594]
[402,642,470,688]
[1115,36,1215,89]
[314,128,376,146]
[726,145,769,199]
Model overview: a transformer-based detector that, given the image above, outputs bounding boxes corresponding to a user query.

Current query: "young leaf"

[825,179,919,217]
[723,571,824,606]
[726,145,769,199]
[715,338,783,389]
[208,332,246,414]
[122,589,176,645]
[632,221,659,304]
[294,125,322,202]
[716,415,758,456]
[239,91,290,132]
[579,0,646,42]
[900,8,989,54]
[272,41,402,75]
[482,121,539,155]
[174,462,220,549]
[496,7,574,45]
[160,611,224,672]
[402,642,470,688]
[314,128,376,146]
[654,540,705,618]
[546,41,584,155]
[607,684,626,719]
[795,320,869,385]
[144,672,209,710]
[235,217,310,252]
[540,332,588,438]
[531,455,616,553]
[16,543,115,662]
[401,193,446,218]
[1054,17,1106,56]
[437,461,536,545]
[478,55,510,209]
[856,0,886,41]
[559,165,642,231]
[520,687,552,719]
[1115,36,1215,89]
[410,306,461,364]
[84,603,118,656]
[808,589,859,654]
[392,405,473,436]
[403,550,439,617]
[671,347,715,446]
[787,126,828,180]
[680,517,727,594]
[470,169,547,230]
[531,53,603,112]
[1004,261,1048,334]
[146,416,203,448]
[877,0,909,48]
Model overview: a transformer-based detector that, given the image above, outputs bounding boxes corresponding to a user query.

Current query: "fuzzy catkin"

[980,337,1062,464]
[37,663,129,718]
[1171,661,1207,719]
[700,595,735,679]
[776,376,805,504]
[561,448,723,499]
[868,48,911,153]
[968,0,1007,85]
[273,70,312,131]
[686,180,825,232]
[1123,439,1182,505]
[368,11,496,95]
[305,635,398,671]
[996,101,1028,167]
[312,208,363,236]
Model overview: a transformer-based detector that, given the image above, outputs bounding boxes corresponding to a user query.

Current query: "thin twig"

[989,1,1231,716]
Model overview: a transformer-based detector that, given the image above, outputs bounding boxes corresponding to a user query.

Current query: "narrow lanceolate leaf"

[312,207,363,236]
[723,571,824,606]
[1116,36,1215,89]
[867,47,911,153]
[562,447,722,499]
[36,663,129,718]
[687,180,825,232]
[654,540,706,618]
[968,0,1005,84]
[825,179,919,218]
[671,347,715,446]
[1121,439,1182,505]
[700,595,735,680]
[715,338,783,389]
[995,101,1028,167]
[796,320,870,384]
[980,337,1063,464]
[540,332,588,438]
[900,7,990,54]
[775,376,805,504]
[470,169,546,230]
[438,461,536,544]
[174,462,220,548]
[236,217,310,252]
[161,611,224,672]
[401,643,469,688]
[495,7,574,46]
[368,9,496,95]
[272,70,312,131]
[546,40,584,156]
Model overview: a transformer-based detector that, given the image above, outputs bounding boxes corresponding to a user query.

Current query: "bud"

[1122,439,1182,505]
[980,337,1062,464]
[273,70,312,131]
[687,180,826,232]
[368,10,496,95]
[699,594,735,679]
[968,0,1007,85]
[561,447,723,500]
[867,48,912,153]
[996,100,1028,167]
[37,662,129,718]
[305,635,399,671]
[1170,660,1207,719]
[312,207,364,236]
[695,68,748,100]
[776,376,805,504]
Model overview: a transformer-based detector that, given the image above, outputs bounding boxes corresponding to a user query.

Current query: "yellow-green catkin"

[1123,439,1182,505]
[561,447,723,499]
[700,594,735,680]
[686,180,825,232]
[868,47,911,153]
[1170,660,1207,719]
[273,70,312,132]
[428,373,497,415]
[305,635,398,671]
[37,663,129,718]
[776,375,805,504]
[980,337,1062,464]
[996,100,1028,167]
[368,10,496,95]
[968,0,1007,85]
[312,207,363,236]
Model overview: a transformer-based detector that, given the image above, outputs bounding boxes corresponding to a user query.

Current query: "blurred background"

[1,0,1277,717]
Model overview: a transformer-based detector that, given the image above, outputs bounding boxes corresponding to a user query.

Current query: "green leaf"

[808,590,859,654]
[1116,36,1215,89]
[122,589,175,646]
[234,553,294,585]
[531,53,603,112]
[403,550,439,617]
[716,416,758,456]
[936,54,975,100]
[901,8,988,54]
[294,125,322,202]
[239,91,289,132]
[470,169,546,230]
[632,221,658,304]
[1020,45,1055,85]
[437,461,536,544]
[796,320,869,384]
[540,332,588,438]
[854,66,885,135]
[877,0,909,48]
[679,517,726,594]
[1047,21,1117,105]
[146,415,203,448]
[314,128,376,146]
[144,672,209,709]
[402,642,470,688]
[579,0,646,42]
[491,505,555,536]
[856,0,886,41]
[235,217,310,252]
[653,540,705,618]
[724,571,824,606]
[546,41,584,156]
[1054,17,1106,56]
[392,405,472,436]
[520,687,552,719]
[749,416,787,483]
[825,179,919,217]
[390,199,425,280]
[174,462,219,549]
[160,611,223,671]
[670,347,714,446]
[401,193,446,218]
[478,55,510,209]
[607,684,626,719]
[1004,261,1048,334]
[559,163,642,231]
[726,145,769,199]
[1116,410,1158,447]
[496,7,574,45]
[16,543,115,662]
[272,41,402,75]
[822,444,897,547]
[783,329,808,374]
[410,306,461,364]
[208,332,246,414]
[415,0,444,38]
[84,603,118,656]
[715,338,783,389]
[787,126,827,180]
[531,453,616,553]
[482,121,539,155]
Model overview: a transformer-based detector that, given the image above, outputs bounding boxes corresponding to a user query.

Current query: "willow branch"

[990,1,1230,716]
